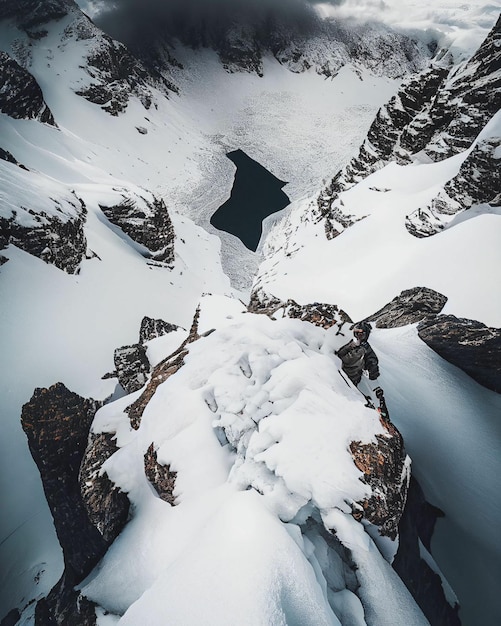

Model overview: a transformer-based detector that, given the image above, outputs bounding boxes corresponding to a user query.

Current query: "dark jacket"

[336,339,380,385]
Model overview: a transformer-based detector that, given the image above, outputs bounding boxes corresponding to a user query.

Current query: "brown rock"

[144,443,177,505]
[350,417,409,539]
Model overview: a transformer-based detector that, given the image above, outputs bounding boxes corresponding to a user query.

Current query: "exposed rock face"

[20,383,112,625]
[350,417,409,539]
[126,308,200,430]
[0,0,176,117]
[316,17,500,234]
[34,571,97,626]
[100,195,175,264]
[0,201,87,274]
[0,51,56,124]
[400,15,500,162]
[367,287,448,328]
[394,477,461,626]
[144,443,177,505]
[75,35,165,115]
[248,288,353,330]
[405,136,501,237]
[79,432,130,543]
[21,384,105,581]
[418,315,501,393]
[0,147,27,168]
[318,66,448,202]
[0,0,70,30]
[114,344,151,394]
[139,316,181,343]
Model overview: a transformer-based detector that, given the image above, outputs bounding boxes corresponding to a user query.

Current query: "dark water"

[210,150,290,251]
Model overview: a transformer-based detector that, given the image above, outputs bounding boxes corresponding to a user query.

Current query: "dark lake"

[210,150,290,251]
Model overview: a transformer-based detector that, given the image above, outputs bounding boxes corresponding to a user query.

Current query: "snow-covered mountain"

[0,1,499,625]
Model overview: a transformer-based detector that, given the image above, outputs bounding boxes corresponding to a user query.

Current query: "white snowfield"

[80,295,426,626]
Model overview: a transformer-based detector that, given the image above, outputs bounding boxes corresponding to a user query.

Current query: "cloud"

[75,0,498,57]
[79,0,326,50]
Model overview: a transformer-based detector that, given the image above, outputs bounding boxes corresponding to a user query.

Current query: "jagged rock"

[349,416,410,539]
[403,15,501,161]
[405,137,501,237]
[20,383,108,624]
[100,195,175,264]
[126,307,200,429]
[366,287,448,328]
[75,35,158,114]
[317,17,500,233]
[21,384,105,579]
[114,344,151,394]
[394,477,461,626]
[0,203,87,274]
[35,571,97,626]
[418,315,501,393]
[0,51,56,124]
[80,432,130,543]
[317,65,448,214]
[0,0,69,30]
[247,288,289,317]
[144,443,177,505]
[248,288,352,331]
[0,147,27,169]
[139,316,181,343]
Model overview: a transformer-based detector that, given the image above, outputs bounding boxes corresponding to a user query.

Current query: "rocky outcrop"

[114,344,150,394]
[75,35,166,115]
[79,432,130,543]
[0,51,56,124]
[405,136,501,237]
[248,288,353,330]
[418,315,501,393]
[144,443,177,505]
[350,417,409,539]
[394,477,461,626]
[20,383,111,625]
[100,195,175,264]
[0,201,88,274]
[366,287,448,328]
[400,15,500,162]
[140,316,181,343]
[320,66,448,203]
[0,0,70,30]
[126,307,201,429]
[316,17,500,233]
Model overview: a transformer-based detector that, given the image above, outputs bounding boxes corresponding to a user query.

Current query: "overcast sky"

[75,0,499,57]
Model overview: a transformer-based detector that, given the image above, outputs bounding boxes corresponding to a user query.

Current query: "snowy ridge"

[78,294,422,626]
[315,14,500,235]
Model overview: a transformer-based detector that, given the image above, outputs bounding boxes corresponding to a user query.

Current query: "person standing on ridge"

[335,321,388,418]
